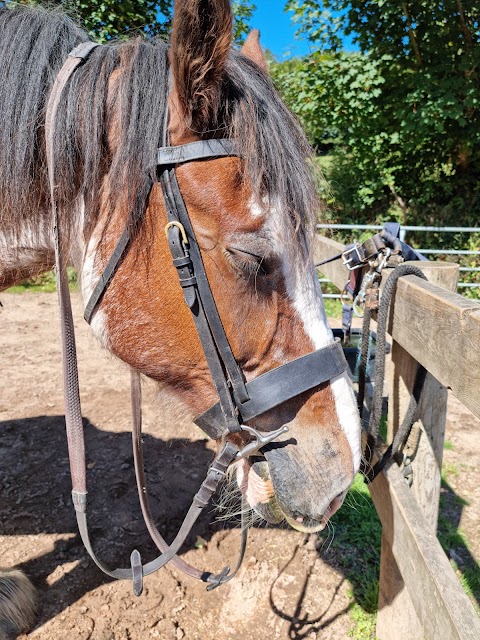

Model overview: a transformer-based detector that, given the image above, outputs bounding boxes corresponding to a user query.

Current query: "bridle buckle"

[342,244,366,271]
[165,220,189,245]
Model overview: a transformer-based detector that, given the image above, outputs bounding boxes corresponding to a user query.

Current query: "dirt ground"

[1,292,479,640]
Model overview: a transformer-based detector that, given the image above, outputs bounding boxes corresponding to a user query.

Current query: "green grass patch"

[318,474,381,639]
[443,440,454,450]
[323,297,343,318]
[6,268,78,294]
[442,461,460,480]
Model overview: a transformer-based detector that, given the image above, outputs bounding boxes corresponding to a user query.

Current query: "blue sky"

[251,1,357,59]
[251,2,311,59]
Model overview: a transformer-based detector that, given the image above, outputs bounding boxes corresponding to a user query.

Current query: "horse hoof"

[0,570,37,639]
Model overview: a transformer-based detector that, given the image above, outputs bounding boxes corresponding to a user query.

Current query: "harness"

[45,42,349,595]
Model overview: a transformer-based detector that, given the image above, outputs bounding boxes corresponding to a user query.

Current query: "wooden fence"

[315,235,480,640]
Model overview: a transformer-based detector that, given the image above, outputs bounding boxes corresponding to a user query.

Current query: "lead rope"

[359,264,428,482]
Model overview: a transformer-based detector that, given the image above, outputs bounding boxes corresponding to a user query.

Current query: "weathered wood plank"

[387,262,458,527]
[388,274,480,420]
[315,234,480,419]
[377,262,458,640]
[370,463,480,640]
[314,235,349,291]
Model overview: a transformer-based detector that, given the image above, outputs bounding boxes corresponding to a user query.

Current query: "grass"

[442,461,460,479]
[318,474,382,639]
[323,297,343,318]
[6,268,77,294]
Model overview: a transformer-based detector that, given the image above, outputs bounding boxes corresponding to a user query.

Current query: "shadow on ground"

[1,415,477,639]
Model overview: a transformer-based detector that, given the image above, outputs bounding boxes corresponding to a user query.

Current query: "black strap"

[195,340,348,438]
[157,139,236,166]
[163,223,243,432]
[84,227,130,323]
[160,161,249,407]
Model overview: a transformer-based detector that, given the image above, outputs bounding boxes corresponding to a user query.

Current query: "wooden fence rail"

[315,235,480,640]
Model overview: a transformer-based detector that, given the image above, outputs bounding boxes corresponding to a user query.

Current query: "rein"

[45,42,349,595]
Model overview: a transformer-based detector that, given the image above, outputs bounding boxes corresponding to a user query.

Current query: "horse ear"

[241,30,268,74]
[170,0,233,131]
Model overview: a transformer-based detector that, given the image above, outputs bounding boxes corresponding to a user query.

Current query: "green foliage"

[273,1,480,296]
[232,1,256,44]
[5,1,256,43]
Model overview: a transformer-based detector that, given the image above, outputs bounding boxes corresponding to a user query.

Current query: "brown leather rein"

[45,42,349,595]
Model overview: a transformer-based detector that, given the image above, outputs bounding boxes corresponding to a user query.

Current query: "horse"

[0,0,361,634]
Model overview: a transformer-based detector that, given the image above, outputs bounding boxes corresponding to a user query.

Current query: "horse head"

[75,0,362,534]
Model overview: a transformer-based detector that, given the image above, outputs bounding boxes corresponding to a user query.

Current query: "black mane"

[0,4,318,248]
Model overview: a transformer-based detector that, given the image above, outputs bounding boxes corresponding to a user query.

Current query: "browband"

[194,339,348,439]
[157,139,236,166]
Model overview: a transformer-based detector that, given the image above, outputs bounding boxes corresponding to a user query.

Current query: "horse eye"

[225,247,271,277]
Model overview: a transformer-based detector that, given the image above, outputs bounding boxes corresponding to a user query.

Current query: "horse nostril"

[327,493,346,518]
[291,511,305,523]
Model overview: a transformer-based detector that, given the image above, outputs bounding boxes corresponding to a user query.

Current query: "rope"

[361,264,428,482]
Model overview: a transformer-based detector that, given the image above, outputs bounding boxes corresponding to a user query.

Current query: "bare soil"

[1,292,478,640]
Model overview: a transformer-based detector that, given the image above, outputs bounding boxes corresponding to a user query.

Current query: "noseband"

[45,43,348,594]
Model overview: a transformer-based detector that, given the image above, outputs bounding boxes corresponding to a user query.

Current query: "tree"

[280,1,480,230]
[2,1,256,43]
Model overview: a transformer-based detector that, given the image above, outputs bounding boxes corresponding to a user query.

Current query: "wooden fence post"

[376,262,459,640]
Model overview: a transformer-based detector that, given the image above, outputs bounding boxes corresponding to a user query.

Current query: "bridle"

[45,42,349,595]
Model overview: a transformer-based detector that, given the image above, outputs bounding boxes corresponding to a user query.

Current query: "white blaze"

[254,199,362,474]
[290,265,362,474]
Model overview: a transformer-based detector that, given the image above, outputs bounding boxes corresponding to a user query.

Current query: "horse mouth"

[236,458,332,534]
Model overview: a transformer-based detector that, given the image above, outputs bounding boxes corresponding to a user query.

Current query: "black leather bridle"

[45,42,348,595]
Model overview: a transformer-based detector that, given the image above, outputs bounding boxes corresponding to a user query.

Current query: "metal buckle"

[235,425,289,459]
[165,221,189,245]
[342,244,366,271]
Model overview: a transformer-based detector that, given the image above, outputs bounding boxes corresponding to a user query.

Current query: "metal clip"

[353,270,376,318]
[236,425,289,459]
[374,248,391,273]
[401,453,413,487]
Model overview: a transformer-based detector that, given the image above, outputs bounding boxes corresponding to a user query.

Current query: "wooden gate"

[316,235,480,640]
